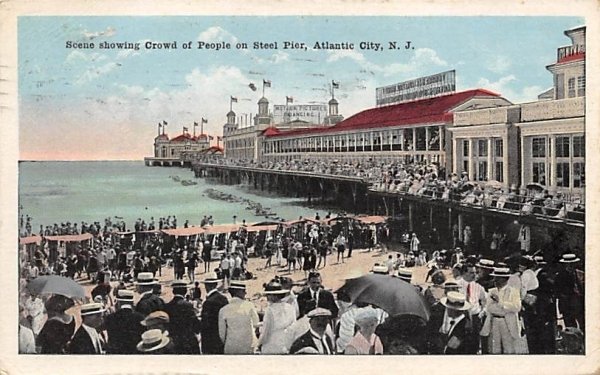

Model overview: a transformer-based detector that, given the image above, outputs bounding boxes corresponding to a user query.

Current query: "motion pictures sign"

[273,104,328,124]
[376,70,456,106]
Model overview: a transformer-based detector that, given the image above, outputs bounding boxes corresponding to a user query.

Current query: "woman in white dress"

[258,281,297,354]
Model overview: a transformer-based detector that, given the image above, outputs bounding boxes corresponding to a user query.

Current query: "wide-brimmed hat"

[171,279,188,288]
[135,272,157,286]
[533,255,547,265]
[116,289,135,303]
[444,280,460,290]
[80,302,105,316]
[228,281,247,291]
[372,265,388,274]
[136,329,170,353]
[354,307,379,325]
[397,268,413,281]
[490,267,511,277]
[200,277,220,285]
[141,310,170,327]
[476,259,495,270]
[440,291,472,311]
[263,281,289,295]
[306,307,332,318]
[559,253,581,263]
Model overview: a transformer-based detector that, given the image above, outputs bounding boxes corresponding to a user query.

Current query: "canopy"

[44,233,93,243]
[203,224,240,234]
[162,226,206,237]
[245,225,277,233]
[19,235,42,246]
[354,215,387,225]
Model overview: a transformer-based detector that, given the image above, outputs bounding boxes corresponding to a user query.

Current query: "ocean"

[18,161,325,231]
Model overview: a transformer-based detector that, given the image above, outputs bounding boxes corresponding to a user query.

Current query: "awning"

[354,215,387,225]
[203,224,240,234]
[44,233,94,242]
[19,235,42,246]
[245,225,278,233]
[162,226,206,237]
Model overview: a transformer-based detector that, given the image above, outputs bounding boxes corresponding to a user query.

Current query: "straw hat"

[228,281,247,290]
[171,279,188,288]
[80,302,105,316]
[136,329,170,353]
[135,272,157,286]
[559,253,580,263]
[476,259,495,269]
[490,267,511,277]
[306,307,332,318]
[263,281,289,295]
[440,291,472,311]
[372,265,388,274]
[116,289,134,303]
[397,268,413,282]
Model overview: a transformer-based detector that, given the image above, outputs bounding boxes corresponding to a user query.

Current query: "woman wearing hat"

[37,295,76,354]
[343,307,384,355]
[257,281,297,354]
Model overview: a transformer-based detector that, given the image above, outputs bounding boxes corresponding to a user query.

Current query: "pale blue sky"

[18,16,583,160]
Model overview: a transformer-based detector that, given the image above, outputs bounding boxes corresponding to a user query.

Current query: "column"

[458,213,464,242]
[412,128,417,154]
[452,137,459,174]
[408,203,414,233]
[439,125,444,151]
[425,127,430,151]
[550,135,556,190]
[520,136,526,190]
[502,134,509,187]
[400,130,404,151]
[468,139,474,181]
[354,133,358,152]
[487,138,493,181]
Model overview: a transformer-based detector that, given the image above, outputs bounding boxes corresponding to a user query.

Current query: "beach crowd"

[19,209,585,355]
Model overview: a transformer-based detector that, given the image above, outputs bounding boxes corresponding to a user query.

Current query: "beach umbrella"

[486,180,503,190]
[526,183,545,192]
[27,275,86,300]
[336,274,430,321]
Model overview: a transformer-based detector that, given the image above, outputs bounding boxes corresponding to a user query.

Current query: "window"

[463,140,469,157]
[463,160,469,175]
[532,137,546,158]
[532,162,546,185]
[415,128,426,151]
[577,76,585,96]
[556,162,570,187]
[556,136,570,157]
[494,139,503,157]
[568,77,576,98]
[573,162,585,188]
[478,140,488,157]
[477,161,488,181]
[495,161,504,182]
[573,136,585,157]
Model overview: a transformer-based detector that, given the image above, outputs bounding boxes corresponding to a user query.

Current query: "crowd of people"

[19,207,584,355]
[201,158,585,221]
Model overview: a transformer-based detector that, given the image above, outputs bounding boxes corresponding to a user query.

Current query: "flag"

[193,122,198,126]
[209,135,215,140]
[286,96,293,104]
[263,79,271,87]
[217,136,223,140]
[248,83,257,91]
[230,96,238,103]
[163,120,168,125]
[202,118,208,124]
[183,126,188,132]
[158,123,162,128]
[332,80,340,89]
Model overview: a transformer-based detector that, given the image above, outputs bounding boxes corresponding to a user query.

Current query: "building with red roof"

[151,125,213,161]
[260,88,511,172]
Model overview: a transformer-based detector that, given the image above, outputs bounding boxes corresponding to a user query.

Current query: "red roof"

[262,126,280,136]
[170,133,195,142]
[557,51,585,64]
[267,89,500,138]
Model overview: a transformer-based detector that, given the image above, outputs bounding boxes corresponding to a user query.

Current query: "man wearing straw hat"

[218,280,260,354]
[104,289,145,354]
[480,267,522,354]
[200,274,228,354]
[136,329,172,354]
[68,302,106,354]
[555,253,584,331]
[164,279,201,354]
[135,272,164,317]
[439,291,477,354]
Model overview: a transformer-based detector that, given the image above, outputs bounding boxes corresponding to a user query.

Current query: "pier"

[144,157,185,167]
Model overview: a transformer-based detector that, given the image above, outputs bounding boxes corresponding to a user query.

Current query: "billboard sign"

[376,70,456,106]
[273,104,328,124]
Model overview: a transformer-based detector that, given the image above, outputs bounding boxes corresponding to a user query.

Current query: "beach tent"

[44,233,94,242]
[354,215,388,225]
[162,226,206,237]
[19,235,42,246]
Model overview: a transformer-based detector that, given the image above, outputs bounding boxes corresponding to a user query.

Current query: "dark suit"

[68,325,101,354]
[289,330,334,354]
[136,292,165,317]
[297,288,339,318]
[104,307,145,354]
[200,290,229,354]
[164,295,201,354]
[442,317,477,355]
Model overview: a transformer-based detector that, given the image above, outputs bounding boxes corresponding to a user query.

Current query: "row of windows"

[531,135,585,158]
[567,76,585,98]
[462,160,504,182]
[462,139,503,158]
[532,161,585,188]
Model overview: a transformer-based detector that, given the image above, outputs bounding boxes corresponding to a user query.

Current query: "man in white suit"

[480,267,522,354]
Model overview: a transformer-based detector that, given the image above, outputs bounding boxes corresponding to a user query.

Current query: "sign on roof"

[376,70,456,107]
[273,104,327,125]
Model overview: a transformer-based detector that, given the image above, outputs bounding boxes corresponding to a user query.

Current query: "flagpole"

[193,122,196,137]
[201,120,204,137]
